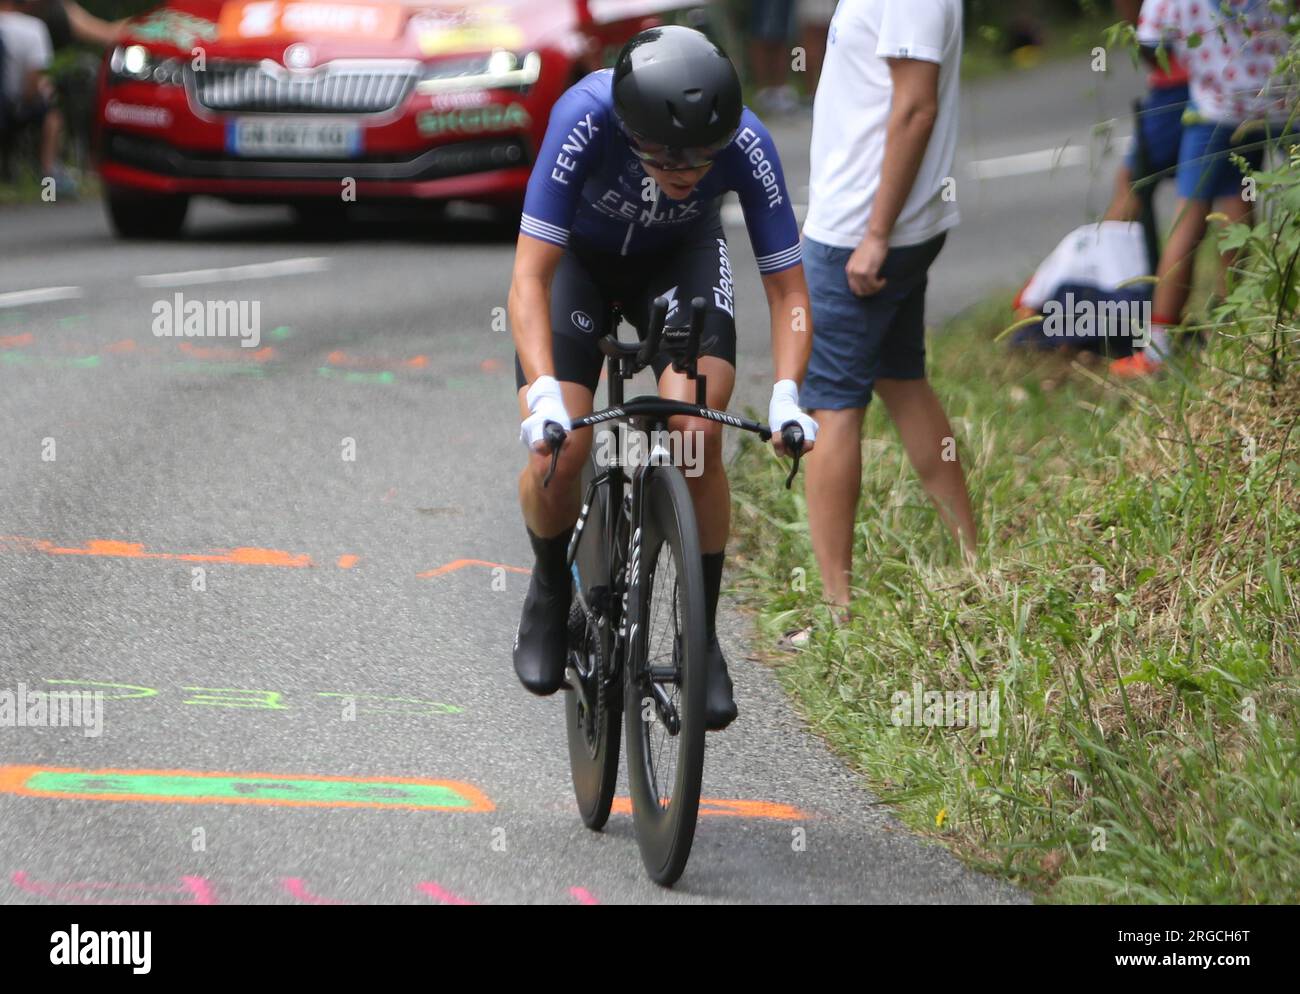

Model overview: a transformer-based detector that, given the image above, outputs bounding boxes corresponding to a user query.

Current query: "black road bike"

[540,296,804,886]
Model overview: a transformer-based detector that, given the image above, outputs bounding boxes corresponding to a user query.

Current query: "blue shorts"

[1175,118,1268,201]
[802,233,947,412]
[1125,82,1187,179]
[749,0,795,42]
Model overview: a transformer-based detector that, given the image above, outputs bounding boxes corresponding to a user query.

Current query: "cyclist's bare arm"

[762,264,816,455]
[510,233,565,386]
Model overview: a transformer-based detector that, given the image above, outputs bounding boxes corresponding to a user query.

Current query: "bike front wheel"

[624,464,707,887]
[565,451,622,830]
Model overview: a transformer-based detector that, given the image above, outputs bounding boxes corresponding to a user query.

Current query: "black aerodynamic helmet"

[612,26,743,158]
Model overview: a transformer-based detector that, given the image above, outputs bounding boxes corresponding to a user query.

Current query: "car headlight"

[108,45,185,86]
[416,50,541,95]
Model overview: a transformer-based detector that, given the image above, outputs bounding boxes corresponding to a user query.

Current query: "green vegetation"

[728,140,1300,902]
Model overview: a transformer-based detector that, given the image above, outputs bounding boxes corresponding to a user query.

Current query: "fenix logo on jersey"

[591,187,703,227]
[50,925,151,974]
[551,113,600,186]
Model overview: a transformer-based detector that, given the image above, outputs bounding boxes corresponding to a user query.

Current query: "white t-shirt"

[804,0,962,249]
[0,11,53,108]
[1137,0,1293,125]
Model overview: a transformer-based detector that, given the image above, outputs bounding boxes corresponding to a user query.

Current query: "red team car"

[94,0,702,237]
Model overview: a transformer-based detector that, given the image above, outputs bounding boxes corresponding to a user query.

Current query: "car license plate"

[227,118,361,158]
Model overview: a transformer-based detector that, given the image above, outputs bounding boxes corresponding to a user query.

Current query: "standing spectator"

[795,0,974,638]
[0,0,71,192]
[796,0,837,99]
[1102,0,1189,223]
[749,0,800,115]
[1112,0,1296,377]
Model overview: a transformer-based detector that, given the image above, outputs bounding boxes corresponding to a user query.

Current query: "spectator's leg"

[805,407,866,607]
[1211,192,1253,299]
[41,108,64,177]
[1103,163,1142,222]
[799,21,830,98]
[1152,197,1210,331]
[873,378,977,560]
[748,0,795,111]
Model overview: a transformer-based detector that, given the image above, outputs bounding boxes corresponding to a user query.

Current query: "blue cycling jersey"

[521,70,803,276]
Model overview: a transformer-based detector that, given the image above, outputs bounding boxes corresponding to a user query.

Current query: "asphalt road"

[0,55,1148,904]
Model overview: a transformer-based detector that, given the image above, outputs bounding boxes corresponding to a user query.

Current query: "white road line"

[968,145,1091,180]
[0,286,83,309]
[135,256,331,289]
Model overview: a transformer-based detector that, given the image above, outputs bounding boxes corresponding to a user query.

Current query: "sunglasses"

[625,128,736,171]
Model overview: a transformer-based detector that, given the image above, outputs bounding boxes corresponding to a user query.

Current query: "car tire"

[291,201,352,236]
[106,190,189,239]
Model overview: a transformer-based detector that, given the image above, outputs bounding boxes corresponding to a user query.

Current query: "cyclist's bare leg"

[659,355,739,729]
[657,356,736,554]
[517,381,595,538]
[874,377,977,560]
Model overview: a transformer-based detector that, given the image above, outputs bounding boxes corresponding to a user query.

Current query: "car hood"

[119,0,580,60]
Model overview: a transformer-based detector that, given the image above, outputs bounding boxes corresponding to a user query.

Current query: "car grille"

[191,61,420,115]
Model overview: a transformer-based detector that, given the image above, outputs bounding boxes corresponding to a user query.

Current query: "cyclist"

[510,25,818,731]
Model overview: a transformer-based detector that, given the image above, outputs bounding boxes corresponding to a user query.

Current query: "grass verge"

[728,295,1299,903]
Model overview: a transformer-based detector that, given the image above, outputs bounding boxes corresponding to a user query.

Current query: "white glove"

[768,379,818,444]
[520,375,572,450]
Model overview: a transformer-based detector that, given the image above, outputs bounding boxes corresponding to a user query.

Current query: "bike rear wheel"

[624,464,706,886]
[565,452,622,830]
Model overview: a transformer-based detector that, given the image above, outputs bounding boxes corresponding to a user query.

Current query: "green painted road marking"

[22,770,484,810]
[0,353,99,368]
[269,326,293,340]
[58,315,88,328]
[317,367,394,384]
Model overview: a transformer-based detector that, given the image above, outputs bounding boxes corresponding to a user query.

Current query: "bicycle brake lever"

[781,424,805,490]
[541,421,568,489]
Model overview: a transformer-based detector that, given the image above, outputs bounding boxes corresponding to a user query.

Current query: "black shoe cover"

[704,635,738,730]
[512,527,573,696]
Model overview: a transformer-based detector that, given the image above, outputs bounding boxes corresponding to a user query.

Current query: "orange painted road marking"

[0,766,494,813]
[178,342,275,362]
[327,350,429,371]
[0,536,312,568]
[0,332,33,349]
[610,797,806,821]
[417,559,532,579]
[336,554,359,569]
[105,339,137,353]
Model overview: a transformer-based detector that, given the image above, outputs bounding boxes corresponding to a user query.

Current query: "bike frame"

[563,305,774,709]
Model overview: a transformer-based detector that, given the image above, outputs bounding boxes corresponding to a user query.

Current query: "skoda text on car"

[94,0,703,237]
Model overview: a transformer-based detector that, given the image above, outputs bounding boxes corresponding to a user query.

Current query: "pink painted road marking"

[417,882,477,906]
[282,877,347,905]
[569,887,600,905]
[11,871,215,905]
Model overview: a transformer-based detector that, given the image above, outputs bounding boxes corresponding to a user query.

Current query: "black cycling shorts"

[514,217,739,392]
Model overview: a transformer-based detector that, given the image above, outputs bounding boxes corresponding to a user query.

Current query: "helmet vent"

[683,88,703,103]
